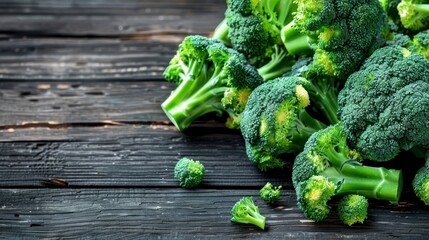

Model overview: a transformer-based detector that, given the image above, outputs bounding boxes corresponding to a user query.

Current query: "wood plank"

[0,125,290,187]
[0,188,427,239]
[0,0,225,37]
[0,40,179,80]
[0,81,173,125]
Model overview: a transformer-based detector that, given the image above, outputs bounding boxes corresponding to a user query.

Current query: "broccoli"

[241,76,326,171]
[337,195,369,226]
[212,19,231,46]
[230,196,266,230]
[225,0,298,81]
[338,46,429,162]
[408,29,429,59]
[174,157,205,188]
[281,0,387,79]
[413,152,429,205]
[292,124,403,222]
[260,182,282,204]
[162,35,263,131]
[397,0,429,32]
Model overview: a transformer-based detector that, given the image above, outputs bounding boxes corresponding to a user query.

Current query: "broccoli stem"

[414,4,429,14]
[320,148,403,202]
[243,210,266,230]
[212,19,231,46]
[257,45,296,81]
[307,81,340,124]
[281,22,314,55]
[161,66,227,131]
[286,111,327,150]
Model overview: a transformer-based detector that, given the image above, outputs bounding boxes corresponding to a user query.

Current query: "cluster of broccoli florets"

[164,0,429,228]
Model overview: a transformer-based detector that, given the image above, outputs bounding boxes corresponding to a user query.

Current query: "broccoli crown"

[338,46,429,161]
[408,29,429,59]
[260,182,282,204]
[292,124,402,222]
[161,35,263,131]
[386,32,412,47]
[413,153,429,205]
[397,0,429,32]
[230,196,266,230]
[174,157,205,188]
[337,195,369,226]
[282,0,387,79]
[241,76,326,171]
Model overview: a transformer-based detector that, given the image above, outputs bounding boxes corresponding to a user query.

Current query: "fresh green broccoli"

[162,35,263,131]
[386,32,412,46]
[337,195,369,226]
[338,46,429,162]
[241,76,326,171]
[225,0,298,81]
[281,0,387,79]
[230,196,266,230]
[408,29,429,59]
[212,19,231,46]
[292,124,403,222]
[174,157,205,188]
[260,182,282,204]
[413,153,429,205]
[397,0,429,32]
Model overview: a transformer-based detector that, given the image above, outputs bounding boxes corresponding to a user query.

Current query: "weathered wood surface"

[0,189,428,240]
[0,0,428,239]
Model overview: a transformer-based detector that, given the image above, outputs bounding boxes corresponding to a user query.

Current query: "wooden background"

[0,0,428,239]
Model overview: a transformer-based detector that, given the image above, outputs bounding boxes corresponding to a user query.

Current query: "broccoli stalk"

[230,197,266,230]
[212,19,231,46]
[292,124,403,222]
[162,35,263,131]
[398,0,429,32]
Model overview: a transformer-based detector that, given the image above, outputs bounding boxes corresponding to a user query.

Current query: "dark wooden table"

[0,1,428,239]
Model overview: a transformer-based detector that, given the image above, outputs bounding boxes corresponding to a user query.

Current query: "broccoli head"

[230,196,266,230]
[241,76,326,171]
[397,0,429,32]
[408,29,429,59]
[338,46,429,161]
[292,124,402,222]
[260,182,282,204]
[174,157,205,188]
[413,153,429,205]
[337,195,369,226]
[281,0,387,79]
[162,35,263,131]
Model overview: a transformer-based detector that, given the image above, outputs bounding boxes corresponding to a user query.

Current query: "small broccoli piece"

[174,157,205,188]
[162,35,263,131]
[338,195,369,226]
[230,197,266,230]
[413,153,429,205]
[397,0,429,32]
[260,182,282,204]
[225,0,298,81]
[408,29,429,59]
[338,46,429,161]
[281,0,387,79]
[241,76,326,171]
[292,124,403,222]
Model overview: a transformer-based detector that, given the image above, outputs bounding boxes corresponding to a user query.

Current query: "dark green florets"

[230,197,266,230]
[174,157,205,188]
[337,195,369,226]
[408,29,429,59]
[413,153,429,205]
[260,182,282,204]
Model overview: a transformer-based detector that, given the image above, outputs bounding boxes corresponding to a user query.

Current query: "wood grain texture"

[0,189,428,240]
[0,125,290,188]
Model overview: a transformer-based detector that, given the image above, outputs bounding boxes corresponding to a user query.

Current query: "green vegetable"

[413,153,429,205]
[397,0,429,32]
[174,157,205,188]
[408,29,429,58]
[241,76,326,171]
[230,197,266,230]
[292,124,402,222]
[338,195,369,226]
[338,46,429,161]
[260,182,282,204]
[162,35,263,131]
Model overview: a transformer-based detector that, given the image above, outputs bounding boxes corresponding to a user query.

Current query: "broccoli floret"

[337,195,369,226]
[226,0,298,81]
[230,197,266,230]
[281,0,387,79]
[260,182,282,204]
[397,0,429,32]
[386,32,412,46]
[241,76,326,171]
[408,29,429,59]
[338,46,429,161]
[162,35,263,131]
[292,124,403,222]
[174,157,205,188]
[413,153,429,205]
